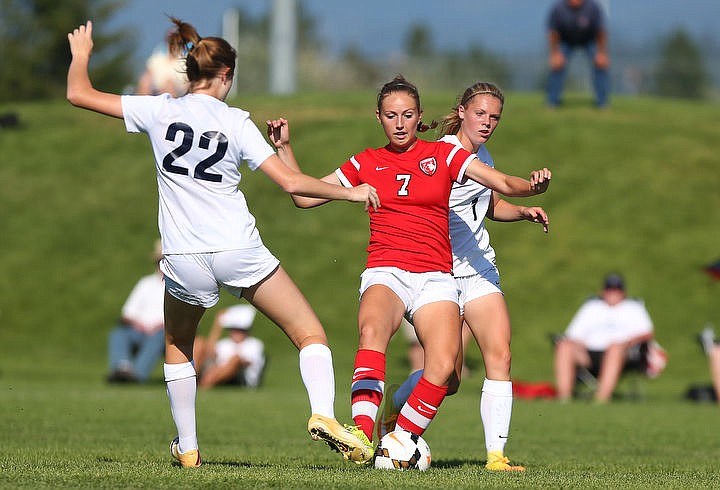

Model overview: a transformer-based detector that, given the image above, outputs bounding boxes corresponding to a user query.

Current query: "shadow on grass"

[175,460,274,468]
[428,458,484,469]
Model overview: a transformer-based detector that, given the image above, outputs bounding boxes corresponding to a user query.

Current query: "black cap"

[603,273,625,290]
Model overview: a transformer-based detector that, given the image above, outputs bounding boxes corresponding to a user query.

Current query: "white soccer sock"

[299,344,335,418]
[393,369,424,408]
[480,378,513,454]
[164,362,198,453]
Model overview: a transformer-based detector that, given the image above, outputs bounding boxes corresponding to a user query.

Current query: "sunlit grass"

[1,92,719,487]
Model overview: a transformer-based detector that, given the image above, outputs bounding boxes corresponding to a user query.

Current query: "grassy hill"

[2,91,720,487]
[2,91,718,394]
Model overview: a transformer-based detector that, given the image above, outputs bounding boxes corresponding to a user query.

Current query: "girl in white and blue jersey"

[67,18,378,467]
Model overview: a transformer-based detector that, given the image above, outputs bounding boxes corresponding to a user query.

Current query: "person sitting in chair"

[106,240,166,383]
[699,326,720,404]
[554,273,654,402]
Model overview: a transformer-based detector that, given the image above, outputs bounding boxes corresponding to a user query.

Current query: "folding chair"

[550,334,652,401]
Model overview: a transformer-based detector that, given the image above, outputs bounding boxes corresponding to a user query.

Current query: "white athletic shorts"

[455,266,502,314]
[359,267,459,321]
[161,246,280,308]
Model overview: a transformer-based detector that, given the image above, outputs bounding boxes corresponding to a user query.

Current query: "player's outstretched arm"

[488,195,550,234]
[266,118,331,208]
[66,21,123,118]
[259,155,378,212]
[465,159,551,197]
[265,118,379,211]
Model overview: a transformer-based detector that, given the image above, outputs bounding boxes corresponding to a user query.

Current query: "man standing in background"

[546,0,610,108]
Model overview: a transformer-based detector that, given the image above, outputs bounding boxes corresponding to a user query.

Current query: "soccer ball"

[374,430,431,471]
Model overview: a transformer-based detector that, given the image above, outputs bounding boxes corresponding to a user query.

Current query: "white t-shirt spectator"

[564,297,653,351]
[121,272,165,334]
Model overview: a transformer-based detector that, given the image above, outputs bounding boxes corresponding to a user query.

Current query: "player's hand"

[349,183,380,212]
[266,118,290,148]
[530,168,551,194]
[67,20,94,59]
[521,206,549,234]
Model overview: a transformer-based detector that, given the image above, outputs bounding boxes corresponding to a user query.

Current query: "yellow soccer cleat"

[344,424,376,465]
[485,451,526,472]
[170,437,202,468]
[308,414,374,464]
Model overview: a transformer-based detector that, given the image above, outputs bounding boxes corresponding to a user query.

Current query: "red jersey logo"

[418,157,437,176]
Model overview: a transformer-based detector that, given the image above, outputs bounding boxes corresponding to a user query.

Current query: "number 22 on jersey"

[162,122,228,183]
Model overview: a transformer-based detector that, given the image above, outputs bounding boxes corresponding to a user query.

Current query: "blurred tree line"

[653,29,709,99]
[0,0,134,103]
[229,8,513,94]
[0,0,712,103]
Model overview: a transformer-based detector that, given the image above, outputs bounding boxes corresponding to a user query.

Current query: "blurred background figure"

[546,0,610,108]
[400,318,473,377]
[399,318,424,373]
[107,240,165,383]
[135,31,189,96]
[0,112,20,129]
[698,326,720,404]
[193,304,266,389]
[704,258,720,280]
[691,259,720,403]
[554,273,655,402]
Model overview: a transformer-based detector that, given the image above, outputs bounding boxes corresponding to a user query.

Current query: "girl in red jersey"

[379,82,549,472]
[267,75,550,451]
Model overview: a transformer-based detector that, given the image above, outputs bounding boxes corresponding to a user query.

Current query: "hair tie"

[184,37,202,54]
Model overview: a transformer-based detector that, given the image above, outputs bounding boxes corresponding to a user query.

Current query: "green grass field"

[2,91,720,488]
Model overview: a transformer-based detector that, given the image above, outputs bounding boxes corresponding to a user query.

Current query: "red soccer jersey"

[336,139,476,273]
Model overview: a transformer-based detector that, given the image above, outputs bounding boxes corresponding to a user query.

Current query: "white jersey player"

[67,18,379,467]
[444,134,498,281]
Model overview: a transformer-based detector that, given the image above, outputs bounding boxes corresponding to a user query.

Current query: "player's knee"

[487,349,512,373]
[358,321,392,348]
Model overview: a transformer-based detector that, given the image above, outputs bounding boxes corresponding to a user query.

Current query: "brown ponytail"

[167,17,236,90]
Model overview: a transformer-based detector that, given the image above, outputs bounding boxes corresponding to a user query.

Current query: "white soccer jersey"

[122,93,275,254]
[440,134,497,277]
[564,297,654,351]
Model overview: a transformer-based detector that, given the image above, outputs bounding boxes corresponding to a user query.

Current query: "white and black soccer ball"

[374,429,431,471]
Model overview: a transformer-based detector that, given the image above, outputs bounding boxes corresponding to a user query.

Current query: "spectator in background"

[546,0,610,108]
[698,326,720,404]
[136,31,189,97]
[554,273,654,402]
[399,315,475,379]
[697,260,720,403]
[194,305,266,389]
[398,316,472,378]
[399,318,424,374]
[107,240,165,383]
